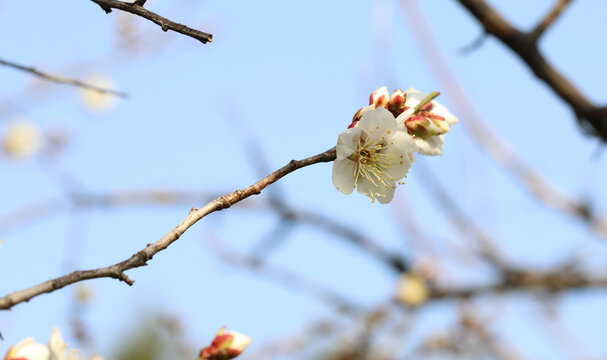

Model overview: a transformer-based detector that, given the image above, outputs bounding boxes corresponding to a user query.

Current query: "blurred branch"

[430,264,607,300]
[455,0,607,141]
[0,147,336,310]
[204,232,363,314]
[400,0,607,238]
[89,0,213,44]
[530,0,573,41]
[0,57,128,97]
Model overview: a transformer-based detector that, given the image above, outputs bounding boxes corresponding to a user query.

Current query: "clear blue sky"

[1,0,607,358]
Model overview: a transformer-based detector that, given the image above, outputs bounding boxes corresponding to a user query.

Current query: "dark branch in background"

[89,0,213,44]
[0,147,336,310]
[203,233,364,314]
[0,57,128,97]
[456,0,607,141]
[400,0,607,238]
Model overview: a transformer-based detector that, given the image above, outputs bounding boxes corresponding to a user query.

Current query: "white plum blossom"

[333,107,417,204]
[402,87,458,156]
[3,328,105,360]
[3,338,50,360]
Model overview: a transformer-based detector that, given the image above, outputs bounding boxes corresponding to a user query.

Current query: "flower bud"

[369,86,390,108]
[388,89,406,114]
[404,115,443,138]
[199,327,251,360]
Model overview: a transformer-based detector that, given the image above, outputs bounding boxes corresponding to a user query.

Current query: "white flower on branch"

[333,107,417,204]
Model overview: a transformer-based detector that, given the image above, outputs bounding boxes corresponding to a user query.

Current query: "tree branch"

[0,147,336,310]
[530,0,573,41]
[0,57,128,97]
[89,0,212,44]
[400,0,607,238]
[456,0,607,141]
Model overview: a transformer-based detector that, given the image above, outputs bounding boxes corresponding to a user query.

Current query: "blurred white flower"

[333,107,417,204]
[1,117,42,159]
[3,338,50,360]
[396,273,429,307]
[3,328,105,360]
[403,87,458,156]
[80,74,117,113]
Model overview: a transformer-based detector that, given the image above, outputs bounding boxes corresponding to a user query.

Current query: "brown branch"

[0,147,336,310]
[456,0,607,141]
[530,0,573,41]
[430,265,607,301]
[89,0,212,44]
[203,232,363,314]
[0,58,128,97]
[400,0,607,238]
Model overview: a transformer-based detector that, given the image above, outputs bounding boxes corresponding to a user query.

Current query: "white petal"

[395,107,416,127]
[336,127,360,160]
[415,135,444,156]
[431,101,458,125]
[332,159,356,194]
[404,87,427,107]
[226,331,251,352]
[357,108,397,143]
[48,328,67,360]
[356,177,395,204]
[7,338,50,360]
[382,131,416,180]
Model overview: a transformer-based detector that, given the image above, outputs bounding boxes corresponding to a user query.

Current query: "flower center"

[353,133,396,189]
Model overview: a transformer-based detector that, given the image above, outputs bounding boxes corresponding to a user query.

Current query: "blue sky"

[1,0,607,358]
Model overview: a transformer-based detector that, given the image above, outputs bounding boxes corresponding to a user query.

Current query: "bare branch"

[0,57,128,97]
[456,0,607,141]
[400,0,607,238]
[204,233,363,314]
[0,147,336,310]
[530,0,573,41]
[89,0,212,44]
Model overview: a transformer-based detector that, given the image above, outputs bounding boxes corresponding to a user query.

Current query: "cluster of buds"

[198,327,251,360]
[349,86,455,142]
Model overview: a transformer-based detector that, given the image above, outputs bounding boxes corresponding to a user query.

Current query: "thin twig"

[203,232,363,314]
[455,0,607,141]
[0,147,336,310]
[530,0,573,41]
[89,0,212,44]
[0,58,127,97]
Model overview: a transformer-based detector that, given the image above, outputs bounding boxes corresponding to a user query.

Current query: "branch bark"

[89,0,213,44]
[0,147,336,310]
[456,0,607,141]
[0,57,127,97]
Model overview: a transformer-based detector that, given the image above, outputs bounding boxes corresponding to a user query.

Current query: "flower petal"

[332,159,356,194]
[357,107,397,144]
[415,135,444,156]
[356,177,395,204]
[382,131,416,180]
[403,87,427,107]
[336,127,360,160]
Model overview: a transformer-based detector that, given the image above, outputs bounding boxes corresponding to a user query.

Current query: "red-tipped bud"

[369,86,390,107]
[405,115,443,138]
[199,327,251,360]
[389,89,405,109]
